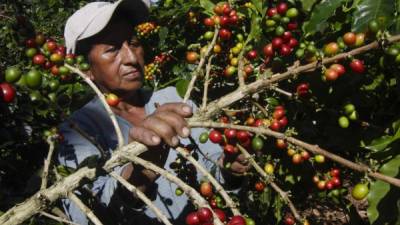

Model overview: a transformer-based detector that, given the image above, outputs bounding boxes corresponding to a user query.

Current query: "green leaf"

[273,196,283,221]
[390,78,398,86]
[367,155,400,224]
[199,0,215,16]
[367,181,389,224]
[285,174,296,184]
[302,0,318,12]
[157,3,194,19]
[265,97,279,107]
[259,186,272,209]
[302,0,345,35]
[77,155,100,169]
[380,156,400,176]
[158,27,169,50]
[248,11,263,42]
[393,119,400,133]
[342,0,362,12]
[56,165,76,177]
[365,135,399,152]
[392,0,400,33]
[251,0,264,15]
[365,121,400,152]
[172,64,186,77]
[361,74,384,91]
[352,0,395,32]
[175,79,190,98]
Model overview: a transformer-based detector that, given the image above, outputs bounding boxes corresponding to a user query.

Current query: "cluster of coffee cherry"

[185,179,255,225]
[202,2,240,39]
[186,206,253,225]
[144,52,170,81]
[338,103,358,128]
[313,168,342,191]
[275,139,312,165]
[259,1,301,70]
[135,22,160,38]
[385,42,400,63]
[4,33,90,105]
[24,33,89,80]
[269,105,289,131]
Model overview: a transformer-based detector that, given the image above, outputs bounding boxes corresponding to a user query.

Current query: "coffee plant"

[1,0,400,224]
[0,1,95,224]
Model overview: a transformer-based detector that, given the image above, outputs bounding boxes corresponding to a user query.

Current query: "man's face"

[88,19,145,95]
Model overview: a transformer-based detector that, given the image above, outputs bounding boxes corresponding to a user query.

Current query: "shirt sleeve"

[57,116,125,224]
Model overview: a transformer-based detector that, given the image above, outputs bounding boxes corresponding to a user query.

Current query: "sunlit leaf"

[248,11,263,41]
[352,0,395,32]
[302,0,345,35]
[176,79,190,98]
[251,0,264,15]
[199,0,215,16]
[367,156,400,224]
[392,0,400,33]
[392,119,400,133]
[302,0,318,12]
[158,27,168,50]
[364,135,399,152]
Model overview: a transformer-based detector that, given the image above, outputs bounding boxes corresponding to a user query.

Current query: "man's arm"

[120,102,194,201]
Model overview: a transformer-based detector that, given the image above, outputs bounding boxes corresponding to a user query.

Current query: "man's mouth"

[122,69,141,80]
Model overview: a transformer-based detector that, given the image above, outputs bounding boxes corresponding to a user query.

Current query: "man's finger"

[236,154,249,166]
[143,116,180,147]
[129,127,161,146]
[156,103,193,117]
[229,161,251,174]
[153,111,190,138]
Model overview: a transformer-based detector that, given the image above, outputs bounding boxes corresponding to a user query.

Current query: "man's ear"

[87,69,95,81]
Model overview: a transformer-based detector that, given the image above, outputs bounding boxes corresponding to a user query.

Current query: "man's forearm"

[120,163,158,195]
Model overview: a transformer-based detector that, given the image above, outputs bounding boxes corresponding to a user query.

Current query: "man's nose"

[121,41,137,65]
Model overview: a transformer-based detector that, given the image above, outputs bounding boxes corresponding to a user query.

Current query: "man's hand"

[229,154,251,174]
[220,153,251,175]
[129,102,193,147]
[218,153,250,190]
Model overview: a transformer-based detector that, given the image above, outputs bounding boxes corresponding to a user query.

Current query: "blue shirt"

[57,87,225,225]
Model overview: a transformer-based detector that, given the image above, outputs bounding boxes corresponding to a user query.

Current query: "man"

[58,0,249,224]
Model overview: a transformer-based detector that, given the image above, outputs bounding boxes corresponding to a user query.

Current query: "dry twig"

[184,26,219,102]
[201,55,215,111]
[122,153,224,225]
[237,145,303,223]
[39,211,79,225]
[270,86,293,98]
[189,121,400,187]
[109,172,173,225]
[41,136,56,190]
[175,147,241,216]
[68,192,103,225]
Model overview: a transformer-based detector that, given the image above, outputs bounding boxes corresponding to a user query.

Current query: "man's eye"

[106,47,118,53]
[130,38,141,47]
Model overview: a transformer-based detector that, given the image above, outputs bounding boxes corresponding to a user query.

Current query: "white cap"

[64,0,150,54]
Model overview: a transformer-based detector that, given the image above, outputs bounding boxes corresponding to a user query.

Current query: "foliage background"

[0,0,91,218]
